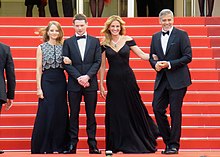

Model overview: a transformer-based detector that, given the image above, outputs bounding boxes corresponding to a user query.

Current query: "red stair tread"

[1,127,219,138]
[15,70,220,80]
[13,58,218,69]
[11,47,216,59]
[12,91,220,102]
[0,37,211,47]
[1,114,220,126]
[1,138,220,150]
[0,26,208,36]
[15,81,220,91]
[0,17,208,26]
[2,102,220,114]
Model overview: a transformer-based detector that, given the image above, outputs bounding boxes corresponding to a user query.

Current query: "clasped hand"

[155,61,169,71]
[77,75,90,88]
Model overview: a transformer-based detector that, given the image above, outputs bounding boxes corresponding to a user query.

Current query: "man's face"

[73,20,87,36]
[160,14,174,31]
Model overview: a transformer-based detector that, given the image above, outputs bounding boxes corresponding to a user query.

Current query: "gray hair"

[159,9,174,20]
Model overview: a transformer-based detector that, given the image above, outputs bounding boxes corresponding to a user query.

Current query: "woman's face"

[108,20,121,36]
[48,24,59,40]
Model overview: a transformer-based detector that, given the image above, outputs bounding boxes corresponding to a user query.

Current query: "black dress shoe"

[0,150,4,154]
[89,147,101,154]
[162,147,178,154]
[161,145,169,154]
[63,144,76,154]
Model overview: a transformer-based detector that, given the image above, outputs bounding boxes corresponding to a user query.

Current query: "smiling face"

[48,24,60,40]
[74,19,87,36]
[108,20,121,36]
[160,13,174,31]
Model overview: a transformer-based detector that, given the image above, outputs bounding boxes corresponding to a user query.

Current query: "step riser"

[15,81,220,91]
[0,38,214,47]
[14,70,220,80]
[1,139,220,150]
[2,104,220,114]
[1,128,219,138]
[12,92,220,102]
[1,116,220,126]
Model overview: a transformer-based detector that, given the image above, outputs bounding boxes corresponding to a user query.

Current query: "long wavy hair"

[100,15,126,46]
[38,21,64,44]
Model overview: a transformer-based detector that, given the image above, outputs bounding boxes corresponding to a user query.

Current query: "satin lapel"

[156,33,165,57]
[165,28,176,55]
[83,35,91,60]
[73,36,83,61]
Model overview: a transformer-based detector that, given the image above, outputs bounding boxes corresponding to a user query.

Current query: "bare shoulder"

[122,35,133,41]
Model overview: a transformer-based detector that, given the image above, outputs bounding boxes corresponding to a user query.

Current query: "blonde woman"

[99,15,159,154]
[31,21,71,154]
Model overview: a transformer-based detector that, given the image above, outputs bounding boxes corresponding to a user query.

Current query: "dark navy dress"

[31,42,69,154]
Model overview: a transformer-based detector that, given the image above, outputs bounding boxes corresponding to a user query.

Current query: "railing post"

[76,0,84,14]
[127,0,134,17]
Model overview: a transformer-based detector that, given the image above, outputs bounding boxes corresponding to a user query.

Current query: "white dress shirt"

[161,27,173,69]
[161,27,173,55]
[76,33,87,61]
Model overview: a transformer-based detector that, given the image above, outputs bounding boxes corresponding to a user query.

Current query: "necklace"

[111,36,121,48]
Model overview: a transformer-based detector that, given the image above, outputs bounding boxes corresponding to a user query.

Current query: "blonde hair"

[38,21,64,44]
[101,15,126,46]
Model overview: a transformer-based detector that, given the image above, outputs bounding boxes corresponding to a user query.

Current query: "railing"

[75,0,198,17]
[76,0,135,17]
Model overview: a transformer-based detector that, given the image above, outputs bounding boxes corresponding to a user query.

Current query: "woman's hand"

[63,56,72,64]
[152,54,158,61]
[37,89,44,99]
[100,85,106,99]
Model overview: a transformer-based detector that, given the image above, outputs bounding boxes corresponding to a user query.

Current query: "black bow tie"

[76,35,86,40]
[162,31,169,36]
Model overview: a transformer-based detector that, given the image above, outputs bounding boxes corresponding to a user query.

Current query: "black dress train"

[102,40,159,153]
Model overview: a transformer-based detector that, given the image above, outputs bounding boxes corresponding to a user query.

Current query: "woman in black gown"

[99,15,159,154]
[31,21,71,154]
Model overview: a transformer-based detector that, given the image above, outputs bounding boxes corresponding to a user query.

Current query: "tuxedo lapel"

[156,33,165,57]
[72,36,83,61]
[165,28,176,55]
[83,35,91,60]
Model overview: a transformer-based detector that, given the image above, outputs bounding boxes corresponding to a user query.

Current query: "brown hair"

[73,13,87,24]
[38,21,64,44]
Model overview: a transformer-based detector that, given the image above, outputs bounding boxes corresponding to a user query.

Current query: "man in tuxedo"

[0,42,16,154]
[149,9,192,154]
[62,13,101,154]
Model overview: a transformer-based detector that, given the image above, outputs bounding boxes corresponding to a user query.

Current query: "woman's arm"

[36,45,44,99]
[99,52,106,99]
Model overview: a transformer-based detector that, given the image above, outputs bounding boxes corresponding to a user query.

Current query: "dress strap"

[126,40,136,47]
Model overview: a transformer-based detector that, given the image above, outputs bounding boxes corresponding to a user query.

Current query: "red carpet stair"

[0,17,220,151]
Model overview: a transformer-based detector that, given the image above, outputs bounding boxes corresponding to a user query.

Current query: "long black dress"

[31,42,69,154]
[102,40,159,153]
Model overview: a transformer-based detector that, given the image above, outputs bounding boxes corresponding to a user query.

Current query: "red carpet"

[0,17,220,152]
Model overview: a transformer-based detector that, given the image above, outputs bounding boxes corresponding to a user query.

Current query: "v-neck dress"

[102,40,159,153]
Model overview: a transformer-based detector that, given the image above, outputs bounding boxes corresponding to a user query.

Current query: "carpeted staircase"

[0,17,220,151]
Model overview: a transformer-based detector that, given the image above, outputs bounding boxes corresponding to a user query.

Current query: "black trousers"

[48,0,73,17]
[68,90,98,148]
[152,74,187,149]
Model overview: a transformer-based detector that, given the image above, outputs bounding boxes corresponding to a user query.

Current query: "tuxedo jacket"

[149,27,192,90]
[0,43,16,103]
[62,35,101,92]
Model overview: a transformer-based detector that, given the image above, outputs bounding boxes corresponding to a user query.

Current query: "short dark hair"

[73,13,87,24]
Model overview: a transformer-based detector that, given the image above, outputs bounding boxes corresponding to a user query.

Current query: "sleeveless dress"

[31,42,69,154]
[102,40,159,153]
